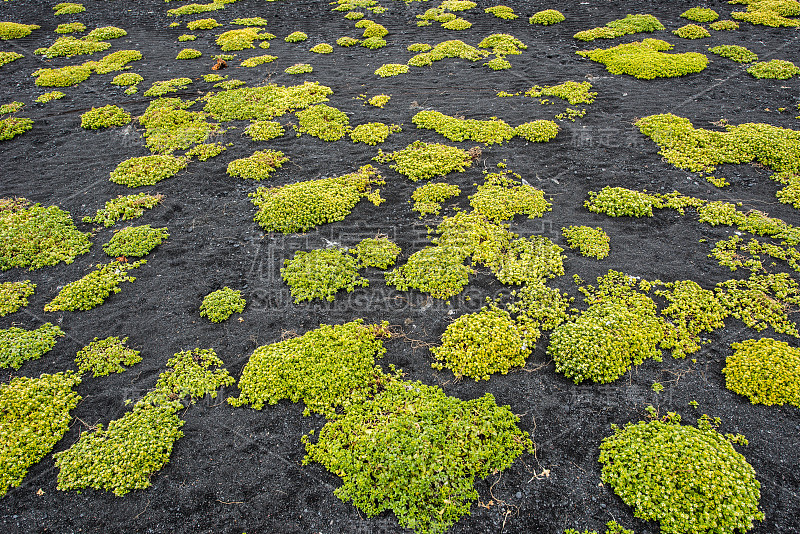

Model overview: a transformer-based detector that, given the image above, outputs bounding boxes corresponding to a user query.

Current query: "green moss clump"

[102,225,169,258]
[244,120,284,140]
[525,81,597,104]
[716,272,800,337]
[294,104,349,141]
[656,280,728,358]
[285,31,308,43]
[55,22,86,34]
[83,49,142,74]
[0,372,81,498]
[200,287,246,322]
[213,79,244,91]
[53,2,85,15]
[681,7,719,22]
[143,77,192,97]
[0,198,91,270]
[76,336,141,377]
[44,260,146,312]
[0,280,35,316]
[731,8,799,27]
[407,42,431,52]
[0,115,33,141]
[407,39,488,68]
[83,193,163,227]
[562,225,610,259]
[250,165,384,233]
[227,150,288,181]
[506,280,574,331]
[240,54,276,66]
[478,33,527,56]
[175,48,201,59]
[178,34,196,41]
[281,248,368,303]
[344,11,365,20]
[724,338,800,407]
[432,306,538,380]
[411,182,460,217]
[514,120,559,142]
[80,104,131,129]
[0,323,64,369]
[599,413,763,534]
[673,23,711,39]
[32,64,91,87]
[578,39,708,79]
[351,236,401,269]
[747,59,800,79]
[230,320,390,416]
[440,0,476,10]
[167,1,230,17]
[110,155,188,187]
[530,9,565,25]
[566,521,633,534]
[0,22,40,40]
[574,13,664,41]
[139,97,219,154]
[149,348,234,404]
[285,62,312,74]
[310,43,333,54]
[360,36,386,49]
[432,210,516,269]
[385,245,472,299]
[216,27,271,51]
[367,94,390,108]
[185,142,226,160]
[709,45,758,63]
[374,63,408,77]
[0,51,23,67]
[374,140,472,181]
[36,91,65,103]
[35,36,110,58]
[710,19,740,30]
[349,122,400,145]
[485,5,517,19]
[412,110,515,145]
[469,170,551,222]
[336,36,360,46]
[110,72,143,87]
[83,26,126,42]
[303,379,533,534]
[186,18,220,30]
[442,18,471,30]
[488,235,565,285]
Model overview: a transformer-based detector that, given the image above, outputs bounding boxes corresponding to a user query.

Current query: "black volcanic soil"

[1,1,798,533]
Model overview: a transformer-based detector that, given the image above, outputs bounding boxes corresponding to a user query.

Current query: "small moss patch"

[0,323,64,369]
[681,7,719,23]
[109,155,188,187]
[562,225,610,259]
[374,140,472,181]
[0,22,40,40]
[747,59,799,79]
[0,280,35,316]
[244,120,284,140]
[227,150,288,181]
[469,170,551,222]
[176,48,201,59]
[76,336,141,377]
[200,287,246,322]
[574,14,664,41]
[411,182,461,217]
[349,122,400,145]
[578,39,708,79]
[83,193,163,227]
[102,225,169,258]
[709,45,758,63]
[44,260,146,312]
[672,23,711,39]
[295,104,349,141]
[530,9,565,25]
[724,338,800,407]
[282,248,368,303]
[80,104,131,129]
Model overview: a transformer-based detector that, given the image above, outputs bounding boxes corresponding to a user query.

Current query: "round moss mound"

[723,338,800,407]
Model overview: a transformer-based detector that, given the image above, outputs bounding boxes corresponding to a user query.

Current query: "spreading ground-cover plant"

[723,338,800,407]
[514,120,560,142]
[227,150,288,180]
[0,22,40,40]
[80,104,131,129]
[281,247,368,303]
[747,59,800,79]
[488,235,566,285]
[574,13,664,41]
[167,1,237,17]
[385,245,473,299]
[561,225,610,259]
[284,31,307,43]
[294,104,350,141]
[525,81,597,104]
[83,26,127,42]
[143,77,192,97]
[351,236,401,269]
[681,7,719,22]
[0,101,33,141]
[151,348,235,404]
[411,182,461,217]
[76,336,141,377]
[109,155,188,187]
[0,51,23,67]
[366,94,390,107]
[577,39,708,79]
[0,371,81,498]
[110,72,143,89]
[303,379,533,534]
[53,3,85,16]
[178,34,196,41]
[187,18,220,30]
[655,280,728,359]
[202,81,332,121]
[349,122,401,145]
[216,27,272,51]
[139,97,219,154]
[485,5,517,20]
[374,63,408,77]
[412,110,515,145]
[55,22,86,34]
[244,120,284,140]
[285,63,312,74]
[505,280,574,331]
[232,17,270,26]
[310,43,333,54]
[44,260,146,312]
[230,320,390,416]
[469,170,551,222]
[240,54,276,67]
[34,36,110,59]
[406,39,488,69]
[715,272,800,337]
[0,198,91,270]
[599,411,763,534]
[199,287,246,322]
[31,65,91,87]
[250,165,384,233]
[185,143,226,161]
[0,323,64,370]
[83,193,163,227]
[709,44,758,63]
[374,140,473,181]
[673,23,711,39]
[731,1,800,27]
[710,19,740,30]
[530,9,564,25]
[431,306,538,380]
[36,91,66,103]
[0,280,35,316]
[102,225,169,258]
[176,48,201,59]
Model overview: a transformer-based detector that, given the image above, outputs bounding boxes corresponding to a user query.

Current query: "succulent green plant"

[505,280,574,331]
[110,72,143,87]
[0,51,23,67]
[525,81,596,104]
[83,26,126,42]
[561,225,610,259]
[44,260,146,312]
[102,225,169,258]
[485,5,518,19]
[412,110,515,145]
[336,36,360,46]
[80,104,131,129]
[76,336,142,377]
[31,64,92,87]
[143,77,192,97]
[0,323,64,369]
[178,34,197,41]
[573,13,664,41]
[35,36,110,58]
[374,140,473,181]
[514,120,559,142]
[109,155,189,187]
[83,193,163,227]
[202,81,332,121]
[285,31,308,43]
[185,142,226,161]
[53,2,85,15]
[530,9,565,25]
[310,43,333,53]
[199,287,246,322]
[232,17,270,26]
[374,63,408,77]
[227,150,288,180]
[724,338,800,407]
[55,22,86,34]
[240,54,277,66]
[0,280,35,316]
[187,18,221,30]
[710,19,740,30]
[285,62,312,74]
[656,280,728,358]
[282,248,368,303]
[216,27,271,51]
[577,39,708,79]
[385,245,472,299]
[469,170,551,222]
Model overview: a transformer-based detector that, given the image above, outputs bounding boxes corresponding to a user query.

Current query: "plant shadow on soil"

[0,0,799,533]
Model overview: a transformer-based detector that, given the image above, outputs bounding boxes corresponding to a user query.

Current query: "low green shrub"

[709,45,758,63]
[178,34,196,41]
[561,225,610,259]
[351,236,401,269]
[488,235,565,285]
[139,97,218,154]
[227,150,288,180]
[244,120,284,140]
[53,2,85,15]
[656,280,728,358]
[285,31,308,42]
[240,54,276,67]
[681,7,719,22]
[185,142,226,161]
[216,27,271,51]
[0,372,81,498]
[109,155,188,187]
[35,91,66,103]
[514,120,559,142]
[442,18,471,30]
[565,520,633,534]
[0,198,91,270]
[83,193,163,227]
[412,110,515,145]
[485,5,517,19]
[336,36,360,46]
[724,338,800,407]
[44,260,146,312]
[80,104,131,129]
[0,280,35,316]
[282,248,367,303]
[76,336,141,377]
[150,348,234,403]
[250,165,384,233]
[285,62,312,74]
[747,59,799,79]
[35,36,110,58]
[143,77,192,97]
[230,320,390,416]
[530,9,565,25]
[469,170,551,222]
[407,39,487,68]
[199,287,246,322]
[0,22,40,40]
[574,13,664,41]
[710,19,740,30]
[411,182,460,217]
[176,48,201,59]
[295,104,349,141]
[349,122,400,145]
[232,17,270,26]
[0,51,23,67]
[374,140,473,181]
[731,9,799,27]
[526,81,596,104]
[32,64,91,87]
[506,280,574,331]
[102,225,169,258]
[0,323,64,369]
[716,272,800,337]
[110,72,143,87]
[374,63,408,77]
[672,23,711,39]
[167,1,230,17]
[599,412,763,534]
[310,43,333,54]
[55,22,86,34]
[578,39,708,79]
[0,116,33,141]
[84,26,126,42]
[407,42,431,52]
[385,245,472,299]
[303,379,533,534]
[186,18,220,30]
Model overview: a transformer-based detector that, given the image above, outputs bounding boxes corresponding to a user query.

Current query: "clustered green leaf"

[240,54,276,67]
[681,7,719,23]
[0,22,40,40]
[294,104,349,141]
[0,51,23,67]
[176,48,201,59]
[80,104,131,129]
[0,280,35,316]
[53,3,86,16]
[672,23,711,39]
[285,63,312,74]
[0,323,64,369]
[143,77,192,97]
[102,225,169,258]
[216,27,272,51]
[747,59,800,79]
[710,19,740,30]
[374,140,473,181]
[227,150,288,180]
[199,287,246,322]
[282,248,368,303]
[44,260,146,312]
[349,122,401,145]
[109,155,188,187]
[577,39,708,79]
[411,182,461,217]
[83,193,163,227]
[530,9,565,25]
[709,45,758,63]
[469,170,551,222]
[55,22,86,34]
[573,13,664,41]
[351,236,401,269]
[562,225,610,259]
[374,63,409,77]
[35,91,66,103]
[525,81,597,104]
[723,337,800,407]
[76,336,142,377]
